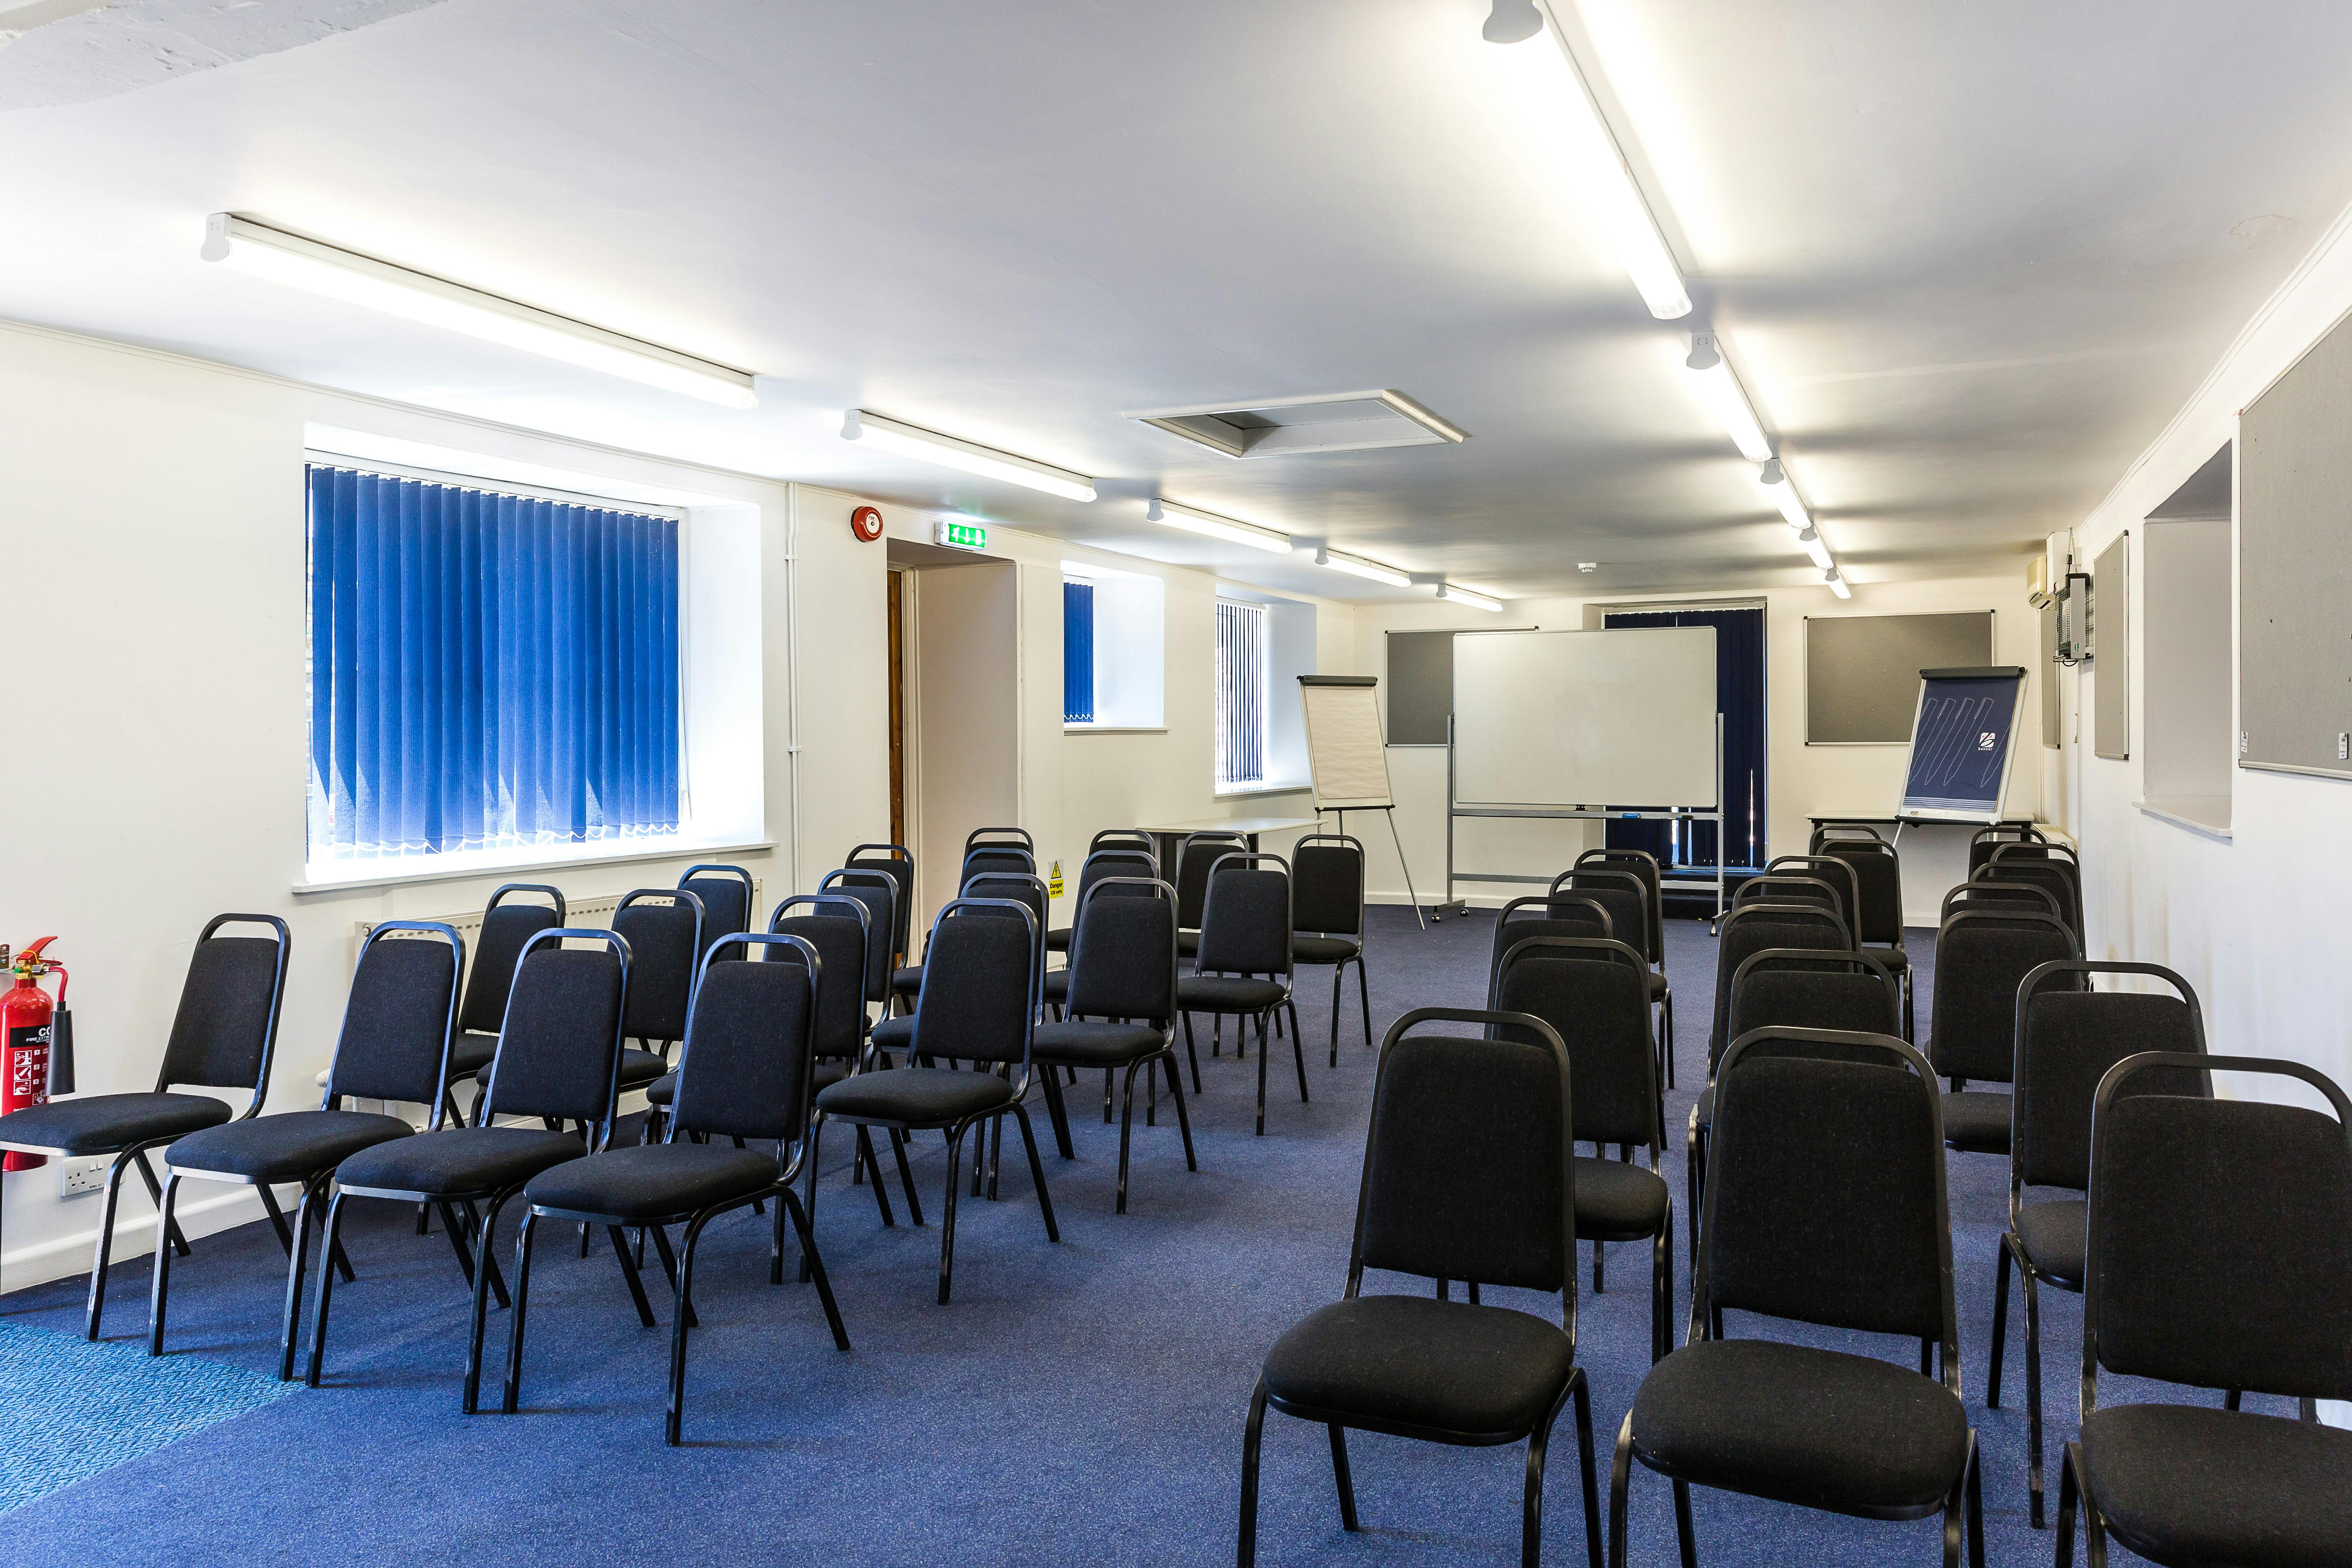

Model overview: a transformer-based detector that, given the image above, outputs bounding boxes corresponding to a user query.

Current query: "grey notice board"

[2093,533,2129,760]
[1385,630,1455,744]
[1806,612,1996,743]
[2242,317,2352,779]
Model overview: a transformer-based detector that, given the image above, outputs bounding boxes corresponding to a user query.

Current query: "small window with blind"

[1215,598,1267,786]
[1063,579,1095,723]
[305,461,684,876]
[1062,564,1163,729]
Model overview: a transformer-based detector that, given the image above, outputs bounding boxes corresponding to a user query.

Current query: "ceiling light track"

[1145,498,1292,554]
[841,410,1096,502]
[200,213,759,408]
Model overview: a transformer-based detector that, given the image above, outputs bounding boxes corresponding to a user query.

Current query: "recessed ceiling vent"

[1125,389,1468,459]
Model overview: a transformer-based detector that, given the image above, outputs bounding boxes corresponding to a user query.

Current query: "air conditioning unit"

[2027,555,2051,607]
[2029,530,2071,609]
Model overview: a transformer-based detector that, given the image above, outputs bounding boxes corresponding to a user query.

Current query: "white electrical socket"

[59,1162,107,1198]
[2338,733,2349,762]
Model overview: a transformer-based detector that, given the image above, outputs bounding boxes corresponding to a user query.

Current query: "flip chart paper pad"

[1900,670,2023,819]
[1298,678,1395,809]
[1452,627,1718,808]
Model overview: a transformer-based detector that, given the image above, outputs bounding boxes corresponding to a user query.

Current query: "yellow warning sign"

[1047,860,1065,899]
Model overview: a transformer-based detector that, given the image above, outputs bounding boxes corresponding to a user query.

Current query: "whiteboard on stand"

[1452,628,1719,807]
[1298,677,1394,810]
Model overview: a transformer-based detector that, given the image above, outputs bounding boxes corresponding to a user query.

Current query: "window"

[1063,579,1095,723]
[305,463,682,870]
[1216,599,1266,786]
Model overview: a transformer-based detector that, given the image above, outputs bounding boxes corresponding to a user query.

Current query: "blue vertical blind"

[1602,606,1766,870]
[1215,599,1265,785]
[306,465,682,864]
[1063,580,1095,723]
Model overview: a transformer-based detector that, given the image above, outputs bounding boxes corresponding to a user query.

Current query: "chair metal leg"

[1356,956,1372,1047]
[1606,1411,1635,1568]
[145,1173,184,1356]
[2023,1255,2046,1528]
[1328,966,1343,1068]
[256,1179,297,1254]
[307,1191,352,1389]
[937,1125,967,1305]
[1988,1234,2012,1408]
[1328,1423,1360,1532]
[1103,1066,1115,1124]
[646,1222,699,1328]
[1593,1238,1604,1294]
[1671,1478,1697,1568]
[1288,1003,1308,1102]
[781,1188,850,1352]
[85,1149,134,1341]
[664,1210,715,1445]
[1238,1379,1269,1568]
[133,1150,193,1257]
[1012,1104,1059,1243]
[1116,1062,1140,1215]
[2056,1442,2080,1568]
[1183,1014,1203,1091]
[798,1118,826,1283]
[1163,1054,1198,1171]
[1254,1013,1270,1136]
[1966,1434,1985,1568]
[1568,1372,1601,1568]
[1038,1064,1075,1154]
[1661,989,1675,1088]
[274,1179,325,1379]
[499,1212,540,1412]
[2224,1387,2242,1410]
[854,1127,895,1227]
[612,1224,659,1328]
[1652,1216,1672,1364]
[458,1190,515,1411]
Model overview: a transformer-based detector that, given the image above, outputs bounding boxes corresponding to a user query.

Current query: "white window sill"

[1064,725,1168,735]
[1214,782,1313,801]
[294,839,777,895]
[2134,797,2233,842]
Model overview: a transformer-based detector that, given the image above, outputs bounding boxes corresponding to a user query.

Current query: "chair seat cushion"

[814,1066,1018,1126]
[1178,976,1288,1014]
[813,1060,848,1094]
[1045,927,1073,954]
[1262,1296,1574,1440]
[166,1110,412,1182]
[892,964,924,995]
[1575,1156,1670,1241]
[0,1092,230,1156]
[1631,1339,1969,1513]
[1176,931,1200,958]
[1293,935,1361,965]
[1032,1021,1167,1066]
[646,1071,678,1106]
[2080,1403,2352,1568]
[869,1016,916,1054]
[1941,1089,2012,1154]
[616,1047,669,1088]
[1043,969,1069,1001]
[524,1142,777,1223]
[333,1125,587,1198]
[449,1031,499,1076]
[2012,1198,2086,1287]
[1647,970,1670,1001]
[1693,1085,1713,1133]
[1870,944,1910,972]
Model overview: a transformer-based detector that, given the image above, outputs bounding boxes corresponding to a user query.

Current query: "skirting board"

[2,1183,276,1294]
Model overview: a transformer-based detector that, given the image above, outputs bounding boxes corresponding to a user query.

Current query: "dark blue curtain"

[307,466,681,860]
[1602,608,1767,871]
[1063,581,1095,722]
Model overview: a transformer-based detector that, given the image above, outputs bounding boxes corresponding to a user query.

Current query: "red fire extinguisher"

[2,938,63,1172]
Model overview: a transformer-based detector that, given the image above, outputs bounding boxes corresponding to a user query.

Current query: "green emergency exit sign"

[935,519,989,552]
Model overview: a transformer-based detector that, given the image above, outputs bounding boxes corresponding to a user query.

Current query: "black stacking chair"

[819,868,899,1018]
[1089,827,1156,853]
[1686,949,1904,1264]
[149,922,461,1372]
[1731,872,1844,924]
[1174,829,1250,959]
[844,842,915,967]
[811,898,1058,1303]
[503,934,851,1442]
[1706,900,1851,1069]
[892,854,1040,1009]
[959,830,1037,889]
[1571,849,1675,1081]
[1764,855,1860,936]
[1810,829,1913,1039]
[0,914,290,1341]
[1178,853,1302,1136]
[1492,936,1673,1362]
[967,824,1034,856]
[882,871,1048,1075]
[305,928,627,1407]
[677,864,753,962]
[1291,833,1372,1065]
[2058,1052,2352,1568]
[1611,1027,1982,1568]
[1941,880,2064,924]
[1032,878,1197,1212]
[445,884,564,1123]
[1557,864,1675,1089]
[1927,908,2079,1157]
[1045,847,1157,994]
[1984,844,2082,940]
[1239,1006,1601,1568]
[1492,895,1613,1005]
[1967,823,2047,878]
[611,889,704,1105]
[1989,961,2205,1528]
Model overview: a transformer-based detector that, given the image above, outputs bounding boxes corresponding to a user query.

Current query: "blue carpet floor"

[0,908,2220,1566]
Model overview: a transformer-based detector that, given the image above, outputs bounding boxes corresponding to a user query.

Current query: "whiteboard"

[1298,677,1394,809]
[1452,628,1717,807]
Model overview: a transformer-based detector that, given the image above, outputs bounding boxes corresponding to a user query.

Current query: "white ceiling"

[6,0,2350,604]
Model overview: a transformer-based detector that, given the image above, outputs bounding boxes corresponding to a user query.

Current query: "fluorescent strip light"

[1823,566,1852,599]
[1436,583,1504,612]
[1686,334,1770,462]
[1758,457,1812,530]
[1146,498,1292,554]
[1486,4,1690,319]
[1314,547,1412,588]
[200,214,758,408]
[1799,531,1833,570]
[840,410,1096,503]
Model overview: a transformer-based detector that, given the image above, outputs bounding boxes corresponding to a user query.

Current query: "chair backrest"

[2013,961,2205,1194]
[1709,902,1852,1064]
[766,895,872,1060]
[1194,853,1292,977]
[1351,1007,1574,1316]
[1927,909,2079,1083]
[677,866,752,960]
[1292,833,1366,938]
[1074,849,1158,915]
[611,889,703,1042]
[817,869,898,1006]
[1552,869,1647,962]
[1492,937,1657,1150]
[844,843,915,959]
[910,899,1039,1071]
[1175,831,1250,929]
[1968,824,2051,879]
[324,922,462,1118]
[1726,949,1901,1045]
[1813,837,1905,946]
[1809,821,1887,853]
[1940,879,2062,925]
[1765,855,1861,935]
[1702,1029,1954,1368]
[667,933,819,1152]
[1089,828,1156,855]
[1575,848,1664,962]
[479,929,629,1141]
[1065,878,1179,1025]
[156,914,292,1101]
[961,845,1036,882]
[1491,895,1611,996]
[962,871,1049,966]
[1733,873,1845,928]
[457,884,564,1036]
[1984,847,2081,937]
[2086,1054,2352,1407]
[966,825,1035,856]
